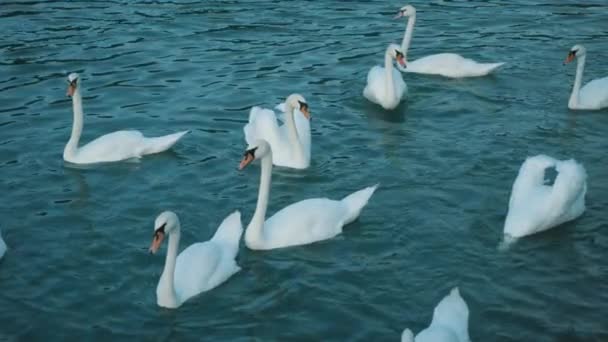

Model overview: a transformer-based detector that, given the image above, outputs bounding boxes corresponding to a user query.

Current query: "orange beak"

[564,52,575,64]
[301,106,311,120]
[67,84,75,97]
[149,231,165,254]
[397,55,406,68]
[239,153,254,170]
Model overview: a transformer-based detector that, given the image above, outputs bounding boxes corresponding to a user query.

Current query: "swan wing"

[243,106,282,149]
[579,76,608,109]
[407,53,504,78]
[363,65,387,105]
[173,241,223,302]
[263,198,349,249]
[76,130,146,162]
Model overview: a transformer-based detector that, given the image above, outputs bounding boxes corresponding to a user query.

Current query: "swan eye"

[395,51,403,58]
[69,79,78,87]
[153,223,166,238]
[243,147,258,158]
[298,101,308,111]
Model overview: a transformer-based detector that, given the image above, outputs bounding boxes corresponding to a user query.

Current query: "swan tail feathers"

[341,184,378,225]
[142,130,188,155]
[430,287,470,342]
[211,211,243,258]
[481,62,505,75]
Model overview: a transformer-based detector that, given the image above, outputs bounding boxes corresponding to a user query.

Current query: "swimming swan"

[564,44,608,110]
[363,44,408,110]
[64,73,188,164]
[395,5,504,78]
[243,94,311,169]
[149,211,243,309]
[239,139,378,250]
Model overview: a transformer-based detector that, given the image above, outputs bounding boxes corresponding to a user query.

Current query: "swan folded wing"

[243,107,281,148]
[363,66,387,104]
[263,198,348,248]
[545,159,587,225]
[579,77,608,109]
[76,130,146,162]
[173,241,223,301]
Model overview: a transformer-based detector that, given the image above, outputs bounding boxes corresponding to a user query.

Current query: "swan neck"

[284,104,305,162]
[246,152,272,247]
[401,14,416,58]
[384,52,395,100]
[158,228,180,307]
[64,89,83,159]
[569,56,585,108]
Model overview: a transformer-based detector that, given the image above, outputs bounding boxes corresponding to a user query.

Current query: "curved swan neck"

[284,104,305,162]
[158,228,180,307]
[245,152,273,247]
[401,13,416,58]
[569,56,586,108]
[64,88,83,159]
[384,52,395,100]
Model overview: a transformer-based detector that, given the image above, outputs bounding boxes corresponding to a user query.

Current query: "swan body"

[564,45,608,110]
[243,94,311,169]
[363,44,408,110]
[503,155,586,241]
[149,211,243,309]
[64,73,188,164]
[239,140,378,250]
[396,5,504,78]
[0,229,6,260]
[401,287,471,342]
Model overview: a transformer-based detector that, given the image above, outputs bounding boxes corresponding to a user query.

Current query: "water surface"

[1,0,607,341]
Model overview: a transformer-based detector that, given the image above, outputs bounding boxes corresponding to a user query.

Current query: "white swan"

[243,94,311,169]
[0,229,6,260]
[363,44,408,110]
[503,155,586,242]
[401,287,471,342]
[238,139,378,250]
[564,45,608,110]
[149,211,243,309]
[64,73,188,164]
[395,5,504,78]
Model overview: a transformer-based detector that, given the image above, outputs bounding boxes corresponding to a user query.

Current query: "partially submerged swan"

[64,73,188,164]
[401,287,471,342]
[503,155,586,243]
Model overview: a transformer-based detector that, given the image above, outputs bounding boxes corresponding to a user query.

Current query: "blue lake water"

[1,0,607,340]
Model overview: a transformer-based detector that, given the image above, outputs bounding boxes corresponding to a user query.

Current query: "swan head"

[387,44,407,68]
[66,73,80,97]
[286,93,310,120]
[401,328,415,342]
[238,139,271,170]
[395,4,416,19]
[564,44,586,64]
[149,211,180,254]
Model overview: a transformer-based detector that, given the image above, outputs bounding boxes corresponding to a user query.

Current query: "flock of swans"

[1,4,606,341]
